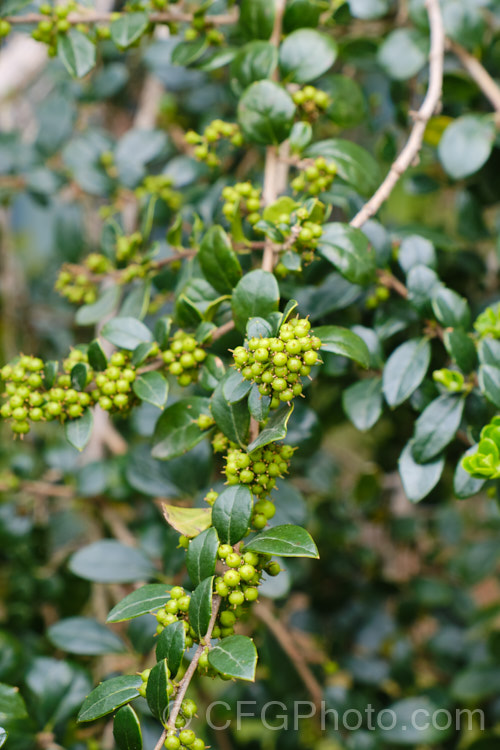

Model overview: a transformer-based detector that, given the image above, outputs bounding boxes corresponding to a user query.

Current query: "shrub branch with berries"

[4,2,499,750]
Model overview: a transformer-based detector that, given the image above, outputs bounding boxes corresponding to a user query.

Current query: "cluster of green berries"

[213,545,280,611]
[0,20,11,38]
[135,175,182,210]
[221,182,262,226]
[0,353,92,435]
[55,266,98,305]
[291,157,337,196]
[116,231,143,263]
[155,585,193,637]
[185,22,224,46]
[164,721,206,750]
[186,120,243,167]
[365,284,390,309]
[161,332,207,387]
[92,351,138,413]
[292,85,330,119]
[232,317,321,408]
[224,442,293,502]
[474,303,500,338]
[32,3,77,56]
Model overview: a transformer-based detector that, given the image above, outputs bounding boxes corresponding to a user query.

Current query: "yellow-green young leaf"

[133,372,168,409]
[146,659,170,724]
[156,621,186,678]
[279,29,337,83]
[243,524,319,558]
[232,269,280,332]
[315,325,369,368]
[238,81,296,145]
[398,442,444,503]
[57,30,96,78]
[208,635,258,681]
[186,527,219,587]
[212,486,253,545]
[65,408,93,452]
[188,576,214,641]
[247,404,294,452]
[113,705,142,750]
[152,397,211,460]
[107,584,173,623]
[199,226,242,294]
[78,675,142,723]
[161,504,212,538]
[110,12,149,49]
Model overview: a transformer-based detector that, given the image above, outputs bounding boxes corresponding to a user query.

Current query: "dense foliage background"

[2,0,500,749]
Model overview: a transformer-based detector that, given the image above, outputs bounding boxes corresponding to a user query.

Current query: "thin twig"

[154,596,222,750]
[448,38,500,115]
[350,0,445,229]
[5,10,238,25]
[254,600,323,712]
[376,269,408,298]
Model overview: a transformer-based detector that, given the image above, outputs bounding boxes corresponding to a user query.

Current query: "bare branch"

[350,0,445,229]
[448,38,500,115]
[5,10,238,26]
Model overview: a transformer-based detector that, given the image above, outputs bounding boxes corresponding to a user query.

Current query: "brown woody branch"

[5,10,237,26]
[350,0,445,229]
[448,38,500,115]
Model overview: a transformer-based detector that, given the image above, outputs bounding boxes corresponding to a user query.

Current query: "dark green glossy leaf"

[239,0,275,40]
[133,372,168,409]
[399,235,436,273]
[65,409,93,452]
[186,527,219,587]
[188,576,214,641]
[47,617,125,655]
[57,30,96,78]
[382,338,431,407]
[398,442,444,503]
[208,635,258,681]
[342,377,383,431]
[238,81,296,145]
[223,370,253,403]
[248,386,271,422]
[244,524,319,558]
[111,12,149,49]
[283,0,321,31]
[69,540,155,583]
[146,659,169,724]
[279,29,337,83]
[315,325,370,368]
[378,29,428,80]
[71,363,88,391]
[454,450,485,499]
[230,41,278,95]
[478,364,500,408]
[305,138,379,195]
[378,697,451,744]
[199,354,226,391]
[431,287,470,329]
[78,675,142,723]
[0,684,27,722]
[247,405,294,452]
[155,621,185,678]
[318,223,376,286]
[113,705,142,750]
[438,115,495,179]
[412,395,465,462]
[101,317,153,350]
[211,375,250,447]
[87,339,108,371]
[152,397,211,460]
[107,584,173,623]
[444,329,477,372]
[75,286,121,326]
[199,226,242,294]
[212,485,253,545]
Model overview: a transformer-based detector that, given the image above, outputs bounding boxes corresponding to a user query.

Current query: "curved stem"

[350,0,445,229]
